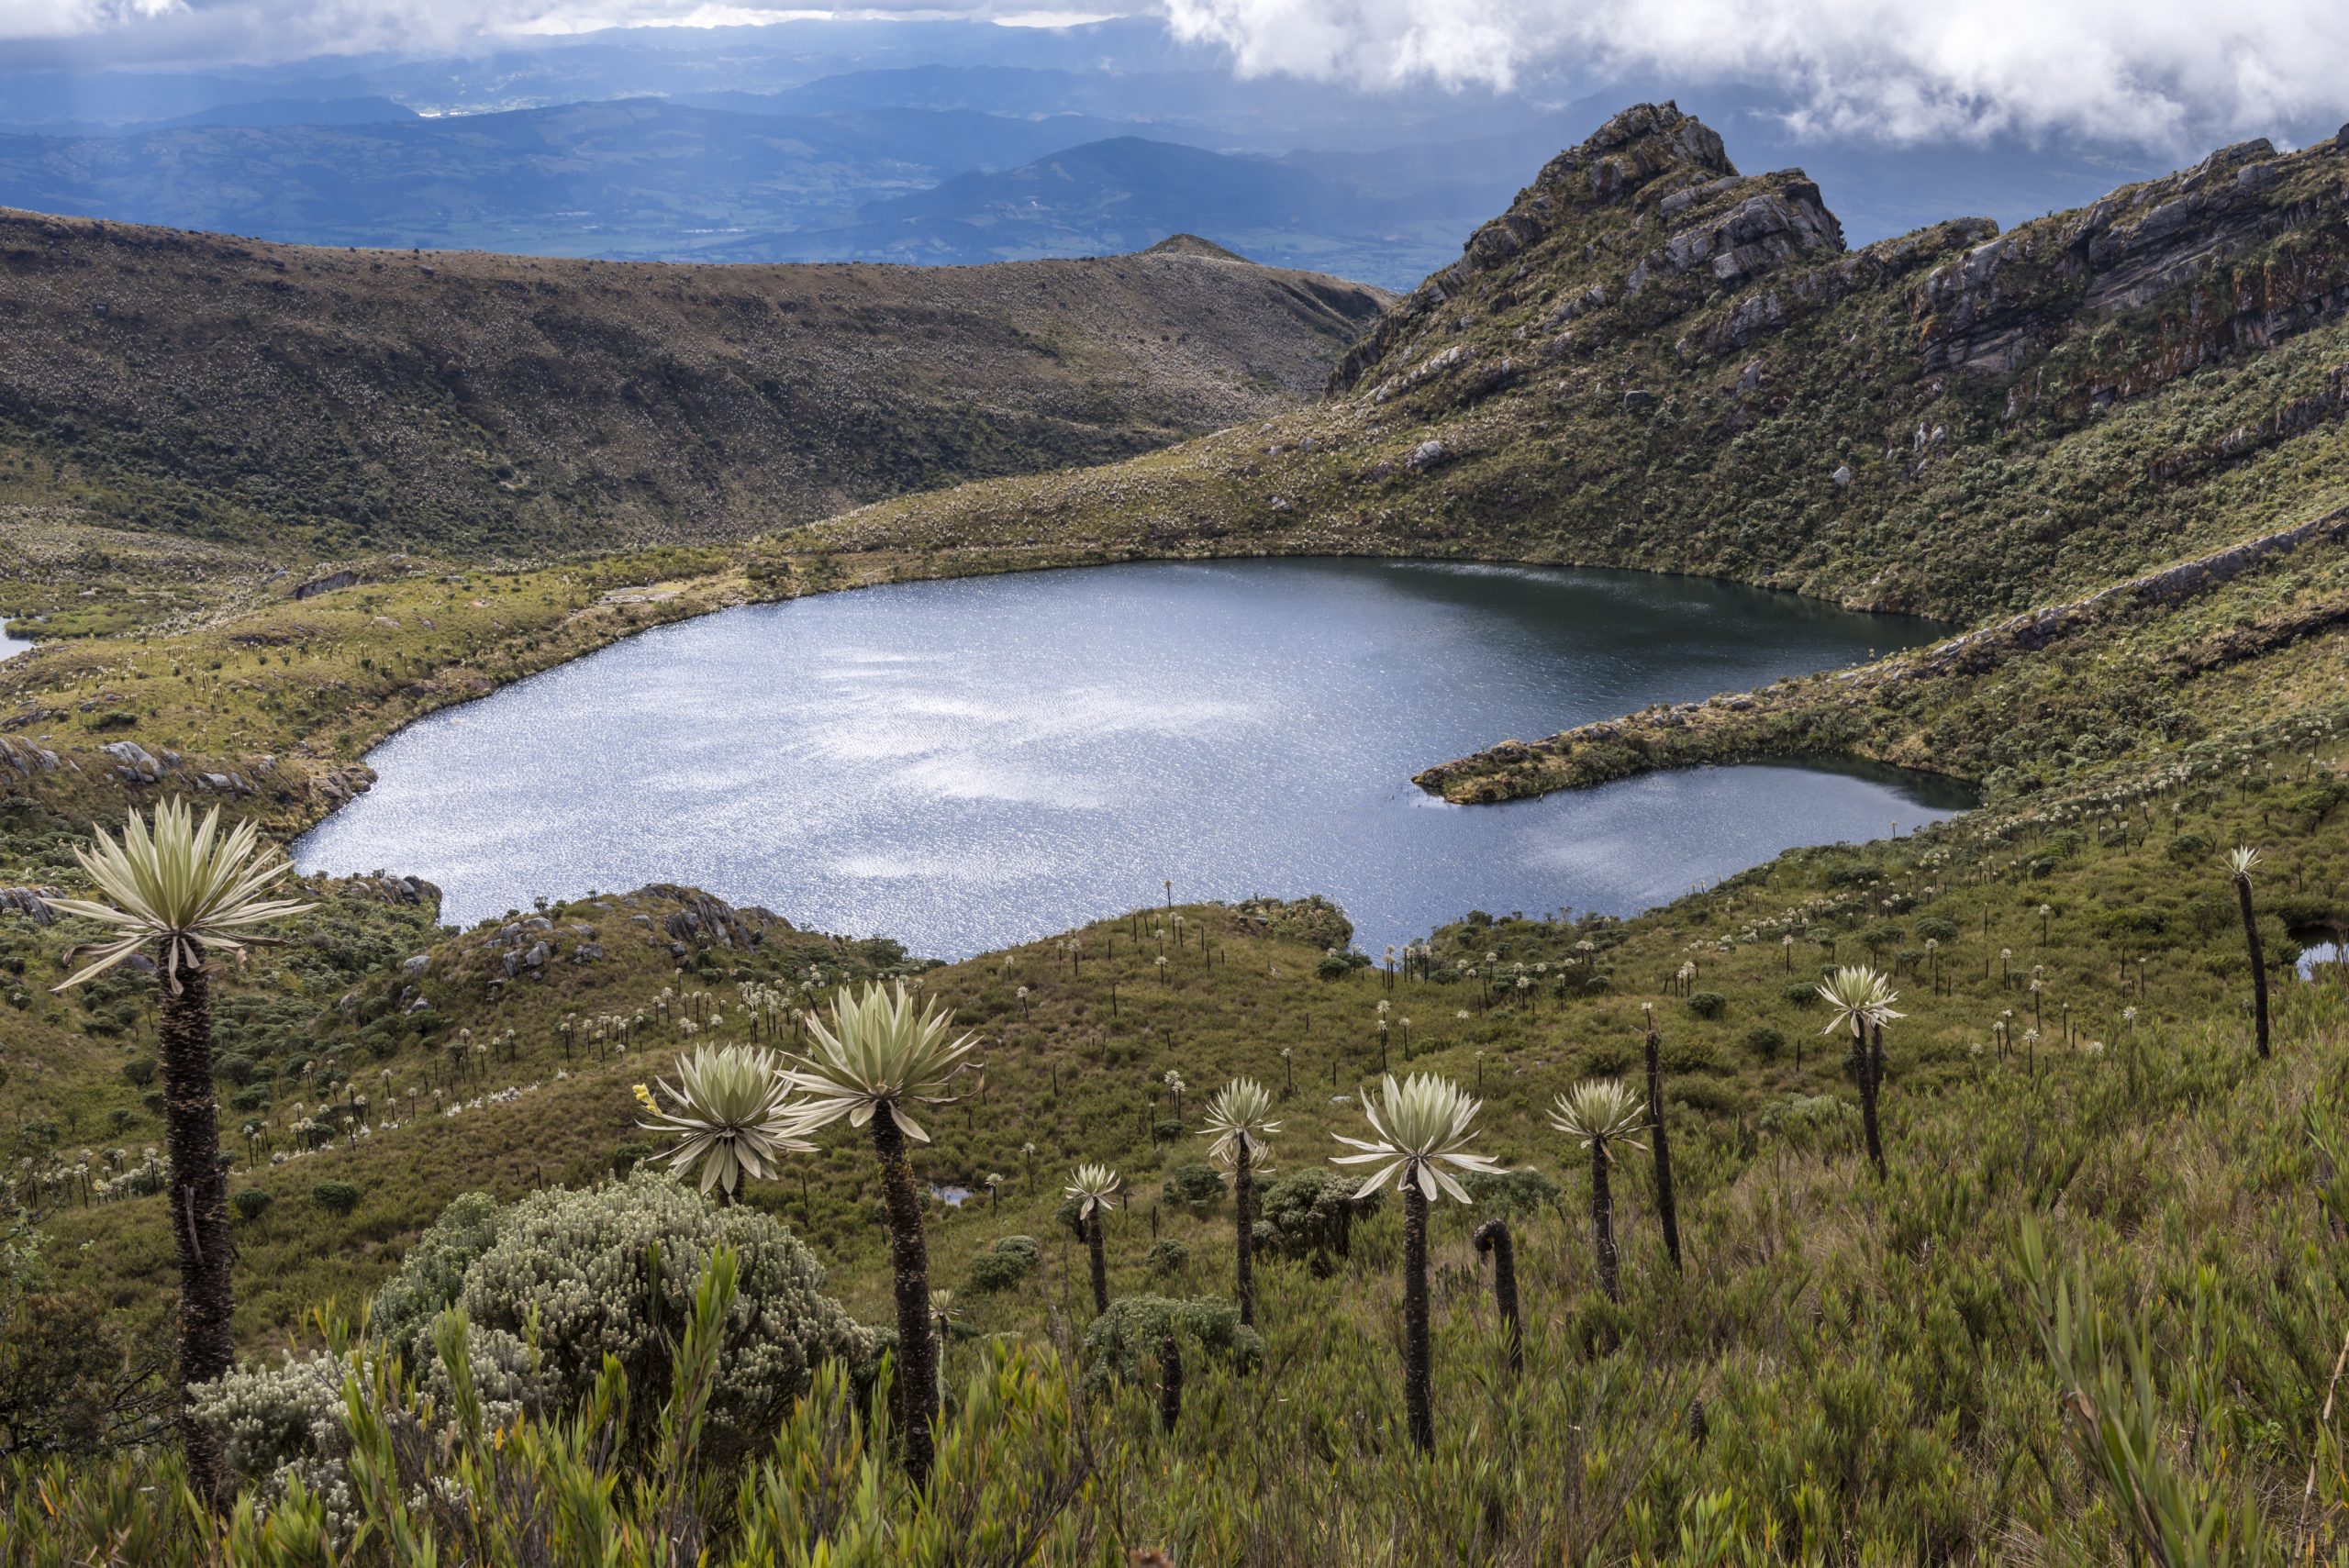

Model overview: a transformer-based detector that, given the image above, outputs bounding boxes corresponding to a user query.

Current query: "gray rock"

[401,954,430,977]
[102,740,161,782]
[1623,389,1656,411]
[1406,439,1447,470]
[1831,464,1854,486]
[522,942,549,970]
[573,943,605,964]
[0,887,55,926]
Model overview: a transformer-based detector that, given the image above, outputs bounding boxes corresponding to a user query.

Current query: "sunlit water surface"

[0,628,29,662]
[297,559,1973,957]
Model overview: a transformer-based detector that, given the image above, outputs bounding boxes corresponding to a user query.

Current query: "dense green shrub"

[435,1173,872,1459]
[1464,1167,1560,1218]
[965,1234,1042,1293]
[229,1189,274,1222]
[1687,991,1727,1019]
[311,1182,362,1217]
[1145,1239,1188,1276]
[1161,1163,1226,1208]
[119,1058,155,1087]
[1252,1168,1377,1261]
[1079,1296,1262,1394]
[1743,1026,1787,1061]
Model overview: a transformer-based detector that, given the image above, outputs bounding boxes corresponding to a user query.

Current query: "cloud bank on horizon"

[6,0,2344,151]
[1160,0,2349,147]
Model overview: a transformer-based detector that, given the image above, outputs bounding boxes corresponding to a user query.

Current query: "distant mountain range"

[1,24,2337,291]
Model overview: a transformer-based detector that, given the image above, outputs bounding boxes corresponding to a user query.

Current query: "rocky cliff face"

[831,104,2349,624]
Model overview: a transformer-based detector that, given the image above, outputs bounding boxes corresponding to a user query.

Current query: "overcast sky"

[6,0,2345,150]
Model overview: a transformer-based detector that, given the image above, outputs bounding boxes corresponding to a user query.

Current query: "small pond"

[296,558,1973,957]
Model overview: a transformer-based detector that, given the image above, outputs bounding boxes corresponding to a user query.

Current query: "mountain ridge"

[0,207,1388,564]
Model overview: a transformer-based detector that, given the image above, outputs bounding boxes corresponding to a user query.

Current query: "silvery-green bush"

[197,1171,874,1507]
[188,1352,354,1536]
[444,1171,874,1459]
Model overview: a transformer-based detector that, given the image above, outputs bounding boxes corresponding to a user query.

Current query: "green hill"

[0,208,1387,573]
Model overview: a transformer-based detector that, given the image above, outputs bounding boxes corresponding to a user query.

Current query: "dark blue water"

[296,559,1969,957]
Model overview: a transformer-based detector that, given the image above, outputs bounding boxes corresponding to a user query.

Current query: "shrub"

[1162,1163,1226,1208]
[230,1084,273,1112]
[1783,981,1820,1006]
[312,1181,362,1217]
[1145,1239,1189,1276]
[1743,1027,1787,1062]
[1687,991,1727,1019]
[119,1057,156,1087]
[1253,1168,1378,1261]
[1757,1093,1858,1153]
[435,1172,873,1462]
[609,1140,653,1178]
[230,1189,274,1221]
[965,1235,1042,1293]
[1464,1167,1560,1218]
[1581,1041,1633,1074]
[1079,1296,1263,1394]
[368,1191,504,1360]
[214,1053,256,1086]
[189,1352,355,1536]
[1915,916,1961,944]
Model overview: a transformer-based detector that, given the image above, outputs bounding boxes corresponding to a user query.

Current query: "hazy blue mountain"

[732,136,1488,288]
[0,98,1204,255]
[160,96,418,129]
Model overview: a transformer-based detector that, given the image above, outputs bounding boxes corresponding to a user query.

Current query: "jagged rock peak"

[1328,102,1820,395]
[1530,101,1738,203]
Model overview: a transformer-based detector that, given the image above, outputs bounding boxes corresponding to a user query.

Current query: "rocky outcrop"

[644,884,790,952]
[1915,134,2349,385]
[1330,102,1746,395]
[0,736,60,778]
[0,886,54,925]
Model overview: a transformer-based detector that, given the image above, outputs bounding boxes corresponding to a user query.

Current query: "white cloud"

[1160,0,2349,147]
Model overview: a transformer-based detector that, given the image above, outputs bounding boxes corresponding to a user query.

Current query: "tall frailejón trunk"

[1234,1141,1256,1327]
[1158,1331,1183,1432]
[871,1114,938,1486]
[1401,1181,1433,1452]
[1643,1028,1681,1273]
[1086,1212,1110,1315]
[1472,1218,1522,1376]
[159,948,233,1504]
[2235,874,2271,1059]
[1590,1139,1620,1303]
[1855,1020,1887,1177]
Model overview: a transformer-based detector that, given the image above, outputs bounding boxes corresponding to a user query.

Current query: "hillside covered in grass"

[5,101,2349,1565]
[0,208,1386,569]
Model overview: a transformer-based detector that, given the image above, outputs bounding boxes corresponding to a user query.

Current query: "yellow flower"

[632,1083,657,1114]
